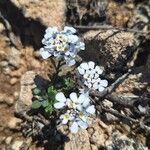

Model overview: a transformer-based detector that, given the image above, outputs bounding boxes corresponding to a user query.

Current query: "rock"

[5,136,13,145]
[15,71,36,113]
[115,73,148,94]
[82,30,134,69]
[102,99,113,108]
[91,144,98,150]
[7,47,21,68]
[104,130,148,150]
[106,1,133,27]
[0,61,8,67]
[10,78,18,85]
[12,140,23,150]
[89,120,109,148]
[64,129,91,150]
[105,113,118,122]
[11,0,66,28]
[5,96,15,105]
[0,93,14,105]
[7,117,22,129]
[0,23,5,33]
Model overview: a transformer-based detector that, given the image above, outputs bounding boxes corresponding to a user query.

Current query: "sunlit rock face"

[11,0,66,28]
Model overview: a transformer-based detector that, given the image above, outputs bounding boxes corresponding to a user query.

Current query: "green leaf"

[47,86,57,99]
[45,104,53,113]
[42,100,49,107]
[32,100,42,109]
[33,88,41,95]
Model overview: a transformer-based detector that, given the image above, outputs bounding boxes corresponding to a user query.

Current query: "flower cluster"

[40,26,85,66]
[54,92,95,133]
[77,61,108,92]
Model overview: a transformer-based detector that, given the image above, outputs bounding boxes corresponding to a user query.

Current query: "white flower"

[69,120,88,133]
[60,110,74,124]
[40,26,85,66]
[67,92,90,110]
[93,78,108,92]
[54,91,96,134]
[54,92,67,109]
[77,61,108,92]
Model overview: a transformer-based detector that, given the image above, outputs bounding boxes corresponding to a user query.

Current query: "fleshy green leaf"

[45,104,53,113]
[32,100,42,109]
[42,100,49,107]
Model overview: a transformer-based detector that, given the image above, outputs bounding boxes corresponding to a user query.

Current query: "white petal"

[80,62,89,70]
[78,67,85,75]
[62,118,69,124]
[76,42,85,50]
[94,73,99,79]
[87,83,92,88]
[86,105,95,114]
[79,114,87,122]
[64,26,76,34]
[55,92,66,102]
[95,66,103,74]
[93,82,99,90]
[82,97,90,107]
[88,61,95,69]
[54,102,65,109]
[45,27,58,34]
[78,120,88,129]
[100,80,108,87]
[67,59,76,66]
[83,73,89,79]
[70,122,78,133]
[70,92,78,102]
[68,35,79,43]
[76,104,83,111]
[78,94,87,103]
[39,48,51,59]
[98,86,105,92]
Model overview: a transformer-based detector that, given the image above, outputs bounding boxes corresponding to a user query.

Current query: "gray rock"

[15,71,36,113]
[104,130,148,150]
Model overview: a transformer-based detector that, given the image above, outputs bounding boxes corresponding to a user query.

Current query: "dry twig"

[74,25,150,35]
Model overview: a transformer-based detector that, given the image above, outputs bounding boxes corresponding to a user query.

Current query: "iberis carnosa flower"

[54,92,95,133]
[77,61,108,92]
[40,26,85,66]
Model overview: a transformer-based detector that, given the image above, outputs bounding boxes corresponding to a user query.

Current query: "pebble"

[102,99,113,108]
[6,96,15,105]
[8,117,22,129]
[10,78,18,85]
[12,140,23,150]
[5,136,13,144]
[0,61,8,67]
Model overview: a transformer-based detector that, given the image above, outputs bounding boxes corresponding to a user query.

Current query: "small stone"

[13,92,19,98]
[3,67,11,75]
[10,78,18,85]
[0,23,5,33]
[0,61,8,67]
[102,99,113,108]
[6,96,14,105]
[138,105,146,113]
[105,113,118,121]
[8,117,22,129]
[91,144,98,150]
[5,136,13,144]
[8,47,21,68]
[12,140,23,150]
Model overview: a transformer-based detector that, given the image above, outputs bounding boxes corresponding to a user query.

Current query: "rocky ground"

[0,0,149,150]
